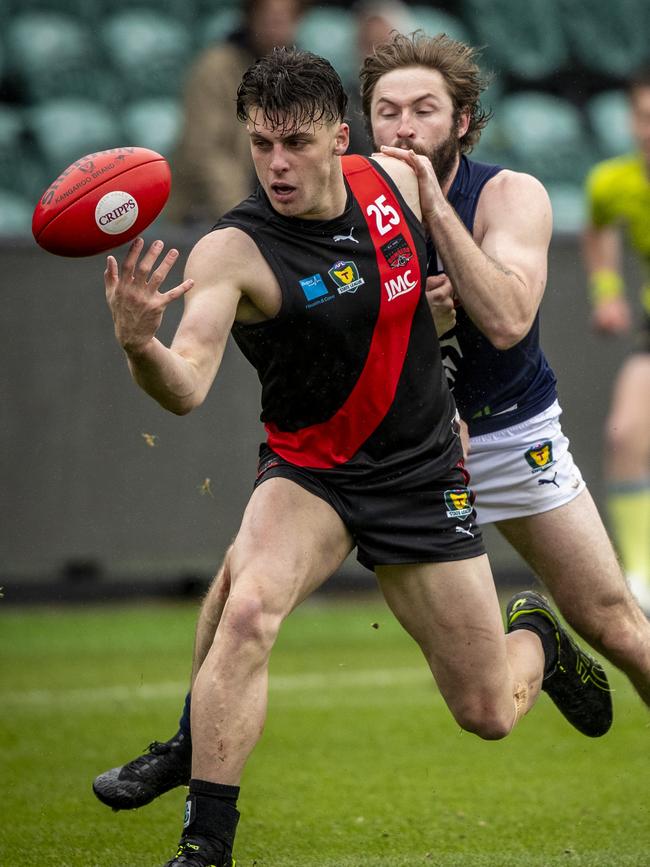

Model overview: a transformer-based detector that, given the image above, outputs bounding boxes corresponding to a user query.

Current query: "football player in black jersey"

[97,47,612,867]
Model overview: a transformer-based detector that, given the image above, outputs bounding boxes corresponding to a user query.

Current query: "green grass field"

[1,595,649,866]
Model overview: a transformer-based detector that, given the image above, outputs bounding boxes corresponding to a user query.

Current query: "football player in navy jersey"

[95,47,612,866]
[363,33,650,696]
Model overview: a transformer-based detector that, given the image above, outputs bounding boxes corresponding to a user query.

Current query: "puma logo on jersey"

[333,227,358,243]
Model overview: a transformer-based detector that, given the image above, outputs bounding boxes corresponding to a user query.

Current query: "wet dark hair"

[236,47,348,135]
[360,31,492,153]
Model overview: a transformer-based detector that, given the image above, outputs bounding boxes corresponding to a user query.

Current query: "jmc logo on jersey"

[444,487,473,519]
[524,440,555,473]
[384,269,417,301]
[328,260,365,294]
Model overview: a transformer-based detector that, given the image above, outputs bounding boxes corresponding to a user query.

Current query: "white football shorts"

[466,400,586,525]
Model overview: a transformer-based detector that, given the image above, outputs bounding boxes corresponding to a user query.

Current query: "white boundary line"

[3,667,431,708]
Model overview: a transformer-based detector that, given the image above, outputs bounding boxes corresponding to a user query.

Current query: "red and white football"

[32,147,171,257]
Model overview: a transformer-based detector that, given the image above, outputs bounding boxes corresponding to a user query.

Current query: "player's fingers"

[160,278,194,307]
[428,291,455,310]
[104,255,117,283]
[135,239,166,282]
[379,144,415,169]
[120,236,145,277]
[147,248,181,290]
[425,273,448,288]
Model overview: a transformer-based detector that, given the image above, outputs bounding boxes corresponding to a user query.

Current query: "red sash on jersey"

[265,154,422,468]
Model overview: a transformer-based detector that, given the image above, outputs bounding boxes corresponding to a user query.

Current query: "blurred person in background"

[345,0,415,156]
[583,66,650,614]
[165,0,305,225]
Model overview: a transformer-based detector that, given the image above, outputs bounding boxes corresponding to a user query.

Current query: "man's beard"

[379,126,460,188]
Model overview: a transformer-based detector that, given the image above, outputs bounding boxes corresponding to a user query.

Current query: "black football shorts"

[253,443,485,570]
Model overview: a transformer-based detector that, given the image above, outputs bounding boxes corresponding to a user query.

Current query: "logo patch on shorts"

[524,440,555,473]
[444,487,472,518]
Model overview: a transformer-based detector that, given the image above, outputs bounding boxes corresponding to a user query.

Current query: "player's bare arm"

[470,170,551,345]
[381,146,551,350]
[105,229,269,415]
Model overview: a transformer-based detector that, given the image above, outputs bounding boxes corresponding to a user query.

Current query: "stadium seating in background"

[95,0,198,19]
[559,0,648,79]
[99,10,193,98]
[496,91,595,185]
[546,183,587,234]
[122,98,183,159]
[462,0,569,82]
[26,98,121,179]
[409,7,470,43]
[0,104,46,201]
[586,90,634,159]
[0,187,34,237]
[4,11,115,104]
[297,7,358,84]
[196,6,243,50]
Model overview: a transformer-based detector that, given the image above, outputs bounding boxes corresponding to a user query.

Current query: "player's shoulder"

[480,168,551,216]
[186,226,264,283]
[483,167,549,200]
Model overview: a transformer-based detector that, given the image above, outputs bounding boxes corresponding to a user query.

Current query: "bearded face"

[370,66,468,190]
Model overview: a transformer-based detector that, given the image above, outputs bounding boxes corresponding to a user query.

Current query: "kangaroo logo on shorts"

[524,440,555,473]
[444,487,472,519]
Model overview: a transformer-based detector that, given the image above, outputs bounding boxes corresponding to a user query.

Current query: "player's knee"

[221,593,282,653]
[452,697,513,741]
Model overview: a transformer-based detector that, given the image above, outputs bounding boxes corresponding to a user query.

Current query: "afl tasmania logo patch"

[380,233,413,269]
[444,487,473,518]
[524,440,555,473]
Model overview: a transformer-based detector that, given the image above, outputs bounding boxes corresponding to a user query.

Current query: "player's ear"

[456,109,470,141]
[334,122,349,155]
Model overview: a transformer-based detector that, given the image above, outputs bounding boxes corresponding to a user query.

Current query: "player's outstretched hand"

[104,237,194,354]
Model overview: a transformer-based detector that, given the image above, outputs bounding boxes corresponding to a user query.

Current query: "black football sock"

[182,779,240,853]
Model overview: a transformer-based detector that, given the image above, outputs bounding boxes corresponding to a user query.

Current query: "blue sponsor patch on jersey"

[299,273,328,301]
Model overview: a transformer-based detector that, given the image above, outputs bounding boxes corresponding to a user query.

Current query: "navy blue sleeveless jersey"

[431,156,557,436]
[215,155,460,475]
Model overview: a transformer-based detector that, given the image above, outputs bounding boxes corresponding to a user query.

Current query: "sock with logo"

[181,779,240,858]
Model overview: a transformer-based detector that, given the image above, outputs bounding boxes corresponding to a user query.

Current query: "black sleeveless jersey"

[216,154,460,474]
[430,156,558,436]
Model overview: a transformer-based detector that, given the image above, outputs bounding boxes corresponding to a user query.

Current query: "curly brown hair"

[360,31,492,153]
